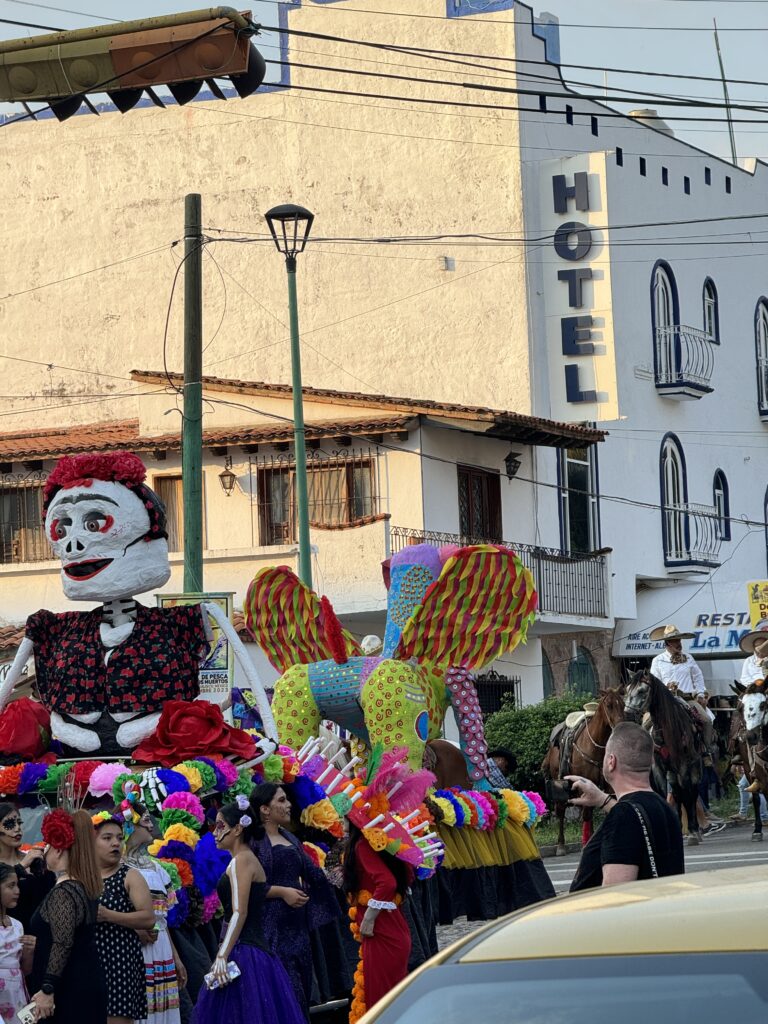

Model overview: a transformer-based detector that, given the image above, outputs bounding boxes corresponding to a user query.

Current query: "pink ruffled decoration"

[202,891,221,924]
[523,790,548,817]
[88,762,129,798]
[162,791,205,823]
[472,791,498,831]
[213,759,239,788]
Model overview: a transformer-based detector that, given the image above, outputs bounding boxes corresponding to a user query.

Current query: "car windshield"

[372,954,768,1024]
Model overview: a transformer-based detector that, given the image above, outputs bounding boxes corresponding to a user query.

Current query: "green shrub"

[485,692,586,791]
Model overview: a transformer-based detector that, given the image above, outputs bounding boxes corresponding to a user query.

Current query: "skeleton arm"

[202,601,278,744]
[0,637,33,712]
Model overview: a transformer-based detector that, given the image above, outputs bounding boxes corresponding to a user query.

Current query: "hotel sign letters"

[552,171,596,403]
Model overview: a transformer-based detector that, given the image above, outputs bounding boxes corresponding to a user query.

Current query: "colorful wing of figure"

[394,545,537,669]
[244,566,362,672]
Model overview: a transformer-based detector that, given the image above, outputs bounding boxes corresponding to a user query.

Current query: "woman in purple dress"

[249,783,340,1019]
[193,798,305,1024]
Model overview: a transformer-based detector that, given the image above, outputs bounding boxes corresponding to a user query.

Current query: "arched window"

[542,650,555,699]
[755,299,768,414]
[660,433,687,563]
[567,646,598,697]
[703,278,719,343]
[713,469,730,541]
[652,261,678,384]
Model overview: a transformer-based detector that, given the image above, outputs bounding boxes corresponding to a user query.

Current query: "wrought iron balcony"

[757,356,768,420]
[654,324,715,399]
[389,526,609,619]
[663,501,722,569]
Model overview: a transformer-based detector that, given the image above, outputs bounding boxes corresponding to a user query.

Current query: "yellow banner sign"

[747,581,768,627]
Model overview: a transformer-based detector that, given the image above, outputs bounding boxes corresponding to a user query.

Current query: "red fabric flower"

[133,700,256,767]
[42,809,75,850]
[70,760,99,798]
[0,698,50,760]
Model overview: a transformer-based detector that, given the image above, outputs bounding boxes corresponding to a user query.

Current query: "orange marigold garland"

[348,902,366,1023]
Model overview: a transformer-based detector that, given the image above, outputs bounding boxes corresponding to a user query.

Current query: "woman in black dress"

[0,801,54,930]
[28,808,107,1023]
[93,814,154,1024]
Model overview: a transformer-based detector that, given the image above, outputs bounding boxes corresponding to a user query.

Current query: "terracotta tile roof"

[0,624,25,651]
[0,618,252,652]
[0,416,413,462]
[131,370,606,447]
[0,420,141,461]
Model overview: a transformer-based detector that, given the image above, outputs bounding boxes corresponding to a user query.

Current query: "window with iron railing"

[0,477,48,564]
[253,450,379,546]
[154,475,185,552]
[755,300,768,415]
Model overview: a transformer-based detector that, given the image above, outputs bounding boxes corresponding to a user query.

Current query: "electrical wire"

[0,243,172,301]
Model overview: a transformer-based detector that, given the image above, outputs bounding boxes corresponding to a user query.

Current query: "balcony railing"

[655,324,715,398]
[390,526,609,619]
[663,501,722,568]
[758,356,768,419]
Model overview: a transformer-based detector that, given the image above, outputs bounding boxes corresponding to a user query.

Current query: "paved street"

[436,825,768,949]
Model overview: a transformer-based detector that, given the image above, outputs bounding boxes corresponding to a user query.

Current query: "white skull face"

[742,691,768,734]
[45,480,171,601]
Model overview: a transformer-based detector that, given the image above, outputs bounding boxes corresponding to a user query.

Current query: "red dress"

[352,841,411,1010]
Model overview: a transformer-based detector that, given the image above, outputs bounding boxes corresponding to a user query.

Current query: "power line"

[0,243,172,301]
[265,56,768,116]
[2,0,113,21]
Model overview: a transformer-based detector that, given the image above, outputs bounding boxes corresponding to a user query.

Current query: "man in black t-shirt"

[566,721,684,892]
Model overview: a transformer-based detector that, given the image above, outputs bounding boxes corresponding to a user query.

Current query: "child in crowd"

[0,863,32,1022]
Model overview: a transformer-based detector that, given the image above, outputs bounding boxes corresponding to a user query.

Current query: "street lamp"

[504,451,522,480]
[265,203,315,587]
[218,456,237,497]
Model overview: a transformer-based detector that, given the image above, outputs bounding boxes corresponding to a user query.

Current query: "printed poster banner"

[747,580,768,628]
[613,581,751,658]
[157,592,234,712]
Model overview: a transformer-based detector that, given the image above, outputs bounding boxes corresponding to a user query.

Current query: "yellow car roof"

[458,867,766,962]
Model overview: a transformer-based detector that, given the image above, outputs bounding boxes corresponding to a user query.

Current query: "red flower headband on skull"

[42,809,76,851]
[42,452,167,542]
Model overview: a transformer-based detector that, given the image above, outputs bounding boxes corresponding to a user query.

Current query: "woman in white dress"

[122,803,185,1024]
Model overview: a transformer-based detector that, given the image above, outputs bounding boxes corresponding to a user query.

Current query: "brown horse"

[424,738,473,790]
[541,687,625,855]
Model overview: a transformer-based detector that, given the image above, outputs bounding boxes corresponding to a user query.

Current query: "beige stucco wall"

[0,0,532,436]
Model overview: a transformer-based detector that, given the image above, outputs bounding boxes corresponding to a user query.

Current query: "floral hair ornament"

[92,810,122,830]
[235,794,252,827]
[42,808,76,851]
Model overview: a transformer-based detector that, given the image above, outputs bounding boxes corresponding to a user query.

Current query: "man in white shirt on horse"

[649,624,713,744]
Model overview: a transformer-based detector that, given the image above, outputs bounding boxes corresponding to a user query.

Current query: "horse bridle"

[625,676,652,720]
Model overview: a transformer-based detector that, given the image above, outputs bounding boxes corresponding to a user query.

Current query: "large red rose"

[0,698,50,760]
[133,700,256,767]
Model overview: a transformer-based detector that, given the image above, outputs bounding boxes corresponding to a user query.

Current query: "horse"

[424,738,472,790]
[541,687,625,856]
[624,669,704,844]
[729,682,768,842]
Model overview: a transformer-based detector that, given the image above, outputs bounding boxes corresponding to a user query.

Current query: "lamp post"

[265,203,315,587]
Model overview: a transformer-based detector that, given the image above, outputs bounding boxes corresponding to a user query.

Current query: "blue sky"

[1,1,767,160]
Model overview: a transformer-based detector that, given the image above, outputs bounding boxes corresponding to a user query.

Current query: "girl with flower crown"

[193,797,305,1024]
[27,808,107,1023]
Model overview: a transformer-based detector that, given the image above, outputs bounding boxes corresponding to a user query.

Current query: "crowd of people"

[0,778,417,1024]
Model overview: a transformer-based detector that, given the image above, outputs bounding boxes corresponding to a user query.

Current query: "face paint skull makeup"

[43,453,171,601]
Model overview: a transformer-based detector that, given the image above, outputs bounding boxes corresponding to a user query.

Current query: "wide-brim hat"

[649,624,695,643]
[739,618,768,654]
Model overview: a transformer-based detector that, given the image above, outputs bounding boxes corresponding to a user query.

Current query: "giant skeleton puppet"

[0,453,278,758]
